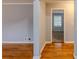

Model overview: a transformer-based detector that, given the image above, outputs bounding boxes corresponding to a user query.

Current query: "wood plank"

[41,43,74,59]
[2,43,33,59]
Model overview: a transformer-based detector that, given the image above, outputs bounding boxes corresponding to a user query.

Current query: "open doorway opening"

[41,0,75,58]
[52,10,64,43]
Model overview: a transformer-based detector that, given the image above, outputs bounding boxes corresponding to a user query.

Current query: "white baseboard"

[2,41,33,44]
[74,55,77,59]
[40,41,52,54]
[64,41,74,43]
[33,56,40,59]
[45,41,52,44]
[45,41,74,43]
[40,42,46,54]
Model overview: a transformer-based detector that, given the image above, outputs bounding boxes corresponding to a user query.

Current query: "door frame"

[50,8,65,43]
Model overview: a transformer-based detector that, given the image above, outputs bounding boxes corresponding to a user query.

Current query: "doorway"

[52,10,64,43]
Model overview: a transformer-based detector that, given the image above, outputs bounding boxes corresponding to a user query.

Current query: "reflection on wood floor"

[2,43,33,59]
[52,31,64,43]
[2,43,74,59]
[41,43,74,59]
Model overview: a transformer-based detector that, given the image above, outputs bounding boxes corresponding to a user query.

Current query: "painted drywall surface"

[33,0,40,56]
[46,1,74,42]
[39,0,46,53]
[3,0,33,3]
[74,0,77,57]
[2,5,33,42]
[33,0,46,57]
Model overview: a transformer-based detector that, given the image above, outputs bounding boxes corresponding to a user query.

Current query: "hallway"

[41,43,74,59]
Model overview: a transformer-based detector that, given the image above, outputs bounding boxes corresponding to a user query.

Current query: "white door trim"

[50,8,65,43]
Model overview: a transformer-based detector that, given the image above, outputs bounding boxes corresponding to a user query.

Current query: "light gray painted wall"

[33,0,46,57]
[40,0,46,53]
[74,0,77,58]
[2,5,33,42]
[3,0,33,3]
[46,1,74,42]
[33,0,40,57]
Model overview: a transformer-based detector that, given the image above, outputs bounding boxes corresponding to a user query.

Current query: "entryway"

[52,10,64,43]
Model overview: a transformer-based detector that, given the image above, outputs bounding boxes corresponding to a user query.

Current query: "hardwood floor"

[2,43,74,59]
[2,43,33,59]
[41,43,74,59]
[52,31,64,43]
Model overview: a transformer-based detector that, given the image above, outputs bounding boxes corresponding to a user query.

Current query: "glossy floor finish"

[41,43,74,59]
[52,31,64,43]
[2,43,33,59]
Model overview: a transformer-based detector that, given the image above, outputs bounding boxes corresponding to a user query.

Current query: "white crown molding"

[2,3,33,5]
